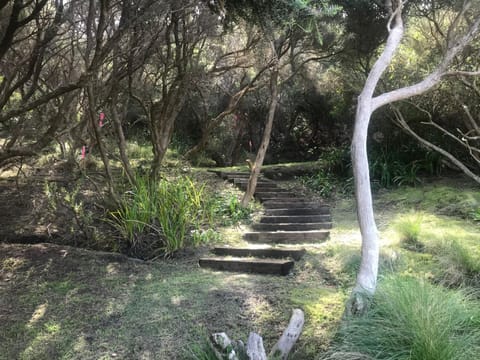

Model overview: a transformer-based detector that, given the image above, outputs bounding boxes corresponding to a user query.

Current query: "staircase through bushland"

[199,171,332,276]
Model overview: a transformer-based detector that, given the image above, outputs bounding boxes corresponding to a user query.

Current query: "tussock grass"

[393,211,424,251]
[328,275,480,360]
[109,175,213,258]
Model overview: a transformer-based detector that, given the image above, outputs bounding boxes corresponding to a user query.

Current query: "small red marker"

[81,145,86,159]
[99,112,105,127]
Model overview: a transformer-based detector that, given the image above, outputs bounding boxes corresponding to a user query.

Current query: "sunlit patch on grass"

[290,287,346,354]
[2,256,25,271]
[44,321,60,334]
[28,302,48,326]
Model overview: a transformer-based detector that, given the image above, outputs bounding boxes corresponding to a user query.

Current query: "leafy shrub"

[330,275,480,360]
[109,176,213,258]
[191,229,221,246]
[470,207,480,221]
[370,146,423,188]
[44,182,106,248]
[394,212,424,251]
[210,194,253,226]
[186,337,220,360]
[299,170,336,198]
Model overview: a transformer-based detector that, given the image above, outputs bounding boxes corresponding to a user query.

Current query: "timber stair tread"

[252,222,332,231]
[199,257,294,276]
[199,170,333,275]
[212,246,306,261]
[260,215,331,223]
[243,230,330,243]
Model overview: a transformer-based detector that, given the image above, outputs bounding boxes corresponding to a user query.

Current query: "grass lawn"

[1,171,479,359]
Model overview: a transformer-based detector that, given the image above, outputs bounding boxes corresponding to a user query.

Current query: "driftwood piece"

[211,308,305,360]
[269,308,305,360]
[211,332,239,360]
[246,332,267,360]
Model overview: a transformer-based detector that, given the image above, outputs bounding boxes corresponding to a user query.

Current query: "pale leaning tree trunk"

[241,45,279,207]
[349,0,480,314]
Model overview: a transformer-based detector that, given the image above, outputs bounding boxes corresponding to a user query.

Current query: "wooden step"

[212,246,306,260]
[236,185,286,192]
[262,201,328,209]
[252,222,332,231]
[255,191,297,198]
[199,257,294,275]
[243,230,329,243]
[221,172,250,178]
[258,195,302,202]
[259,197,313,202]
[264,207,330,216]
[260,215,331,223]
[233,178,272,185]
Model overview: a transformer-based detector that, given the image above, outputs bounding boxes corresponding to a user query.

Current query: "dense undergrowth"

[109,175,254,259]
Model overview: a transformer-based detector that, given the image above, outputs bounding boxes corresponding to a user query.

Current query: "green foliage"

[44,182,104,247]
[370,148,422,188]
[109,176,214,258]
[186,337,219,360]
[379,184,480,220]
[191,229,221,246]
[126,141,152,160]
[299,170,336,197]
[210,194,253,226]
[394,211,424,251]
[109,176,254,258]
[470,207,480,222]
[298,146,352,197]
[331,275,480,360]
[430,238,480,287]
[369,142,446,188]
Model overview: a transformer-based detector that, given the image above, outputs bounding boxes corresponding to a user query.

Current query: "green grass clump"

[330,275,480,360]
[109,175,213,258]
[430,238,480,287]
[394,211,424,251]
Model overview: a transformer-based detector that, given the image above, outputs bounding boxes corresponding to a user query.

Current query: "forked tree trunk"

[241,59,279,207]
[348,1,480,314]
[347,5,404,314]
[149,91,186,178]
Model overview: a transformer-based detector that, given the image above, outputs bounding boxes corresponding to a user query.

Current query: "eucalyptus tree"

[349,0,480,314]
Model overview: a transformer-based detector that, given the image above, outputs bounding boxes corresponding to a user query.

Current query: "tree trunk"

[347,5,404,314]
[149,92,186,178]
[86,83,119,204]
[347,2,480,314]
[241,56,279,207]
[110,98,136,186]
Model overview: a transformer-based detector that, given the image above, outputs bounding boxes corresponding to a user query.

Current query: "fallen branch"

[210,308,305,360]
[269,308,305,359]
